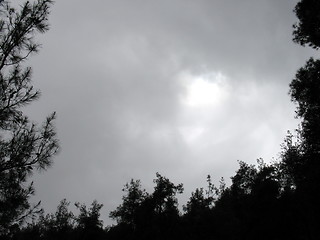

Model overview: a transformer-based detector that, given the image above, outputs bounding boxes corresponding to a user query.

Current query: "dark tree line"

[1,0,320,239]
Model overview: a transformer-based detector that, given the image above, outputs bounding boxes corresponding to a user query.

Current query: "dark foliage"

[293,0,320,49]
[0,0,58,237]
[109,179,148,227]
[109,173,183,240]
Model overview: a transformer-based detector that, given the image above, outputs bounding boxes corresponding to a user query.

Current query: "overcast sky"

[21,0,314,225]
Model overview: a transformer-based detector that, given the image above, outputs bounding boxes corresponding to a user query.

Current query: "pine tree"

[0,0,58,236]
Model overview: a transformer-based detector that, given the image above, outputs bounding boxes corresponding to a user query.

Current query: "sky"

[18,0,315,225]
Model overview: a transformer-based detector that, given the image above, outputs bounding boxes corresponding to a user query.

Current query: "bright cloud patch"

[181,71,229,107]
[177,70,230,146]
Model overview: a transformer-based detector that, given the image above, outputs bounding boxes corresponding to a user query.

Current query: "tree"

[108,174,183,239]
[293,0,320,49]
[42,199,75,239]
[289,0,320,193]
[151,173,183,217]
[279,1,320,237]
[290,58,320,152]
[0,0,58,236]
[74,200,104,240]
[182,181,216,240]
[183,175,217,217]
[75,200,103,231]
[109,179,148,227]
[184,188,208,217]
[230,161,257,196]
[140,173,183,239]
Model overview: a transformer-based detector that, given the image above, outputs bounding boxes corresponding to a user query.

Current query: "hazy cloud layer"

[23,0,314,224]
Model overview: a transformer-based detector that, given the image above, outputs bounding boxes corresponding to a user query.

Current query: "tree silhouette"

[73,201,104,240]
[0,0,58,237]
[75,200,103,230]
[184,188,209,218]
[282,0,320,238]
[290,58,320,151]
[109,179,148,228]
[108,173,183,240]
[41,199,75,239]
[152,173,183,216]
[293,0,320,49]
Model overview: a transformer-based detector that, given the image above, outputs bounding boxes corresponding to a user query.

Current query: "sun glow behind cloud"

[181,71,229,107]
[177,71,230,146]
